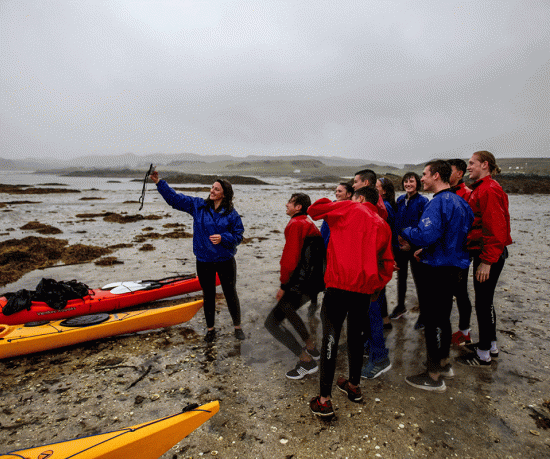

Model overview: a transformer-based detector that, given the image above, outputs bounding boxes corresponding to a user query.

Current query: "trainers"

[456,352,491,367]
[439,363,455,379]
[413,319,424,331]
[451,330,471,346]
[389,307,406,320]
[310,396,334,417]
[204,329,216,342]
[465,342,498,358]
[405,371,446,392]
[305,347,321,361]
[361,357,392,379]
[286,359,318,380]
[234,328,246,340]
[336,377,363,402]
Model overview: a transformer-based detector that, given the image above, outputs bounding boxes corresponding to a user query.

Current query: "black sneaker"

[456,352,491,367]
[439,363,455,379]
[234,328,246,340]
[389,307,406,320]
[336,376,363,402]
[310,396,334,417]
[465,342,498,358]
[204,329,216,342]
[305,347,321,361]
[405,371,446,392]
[286,359,318,380]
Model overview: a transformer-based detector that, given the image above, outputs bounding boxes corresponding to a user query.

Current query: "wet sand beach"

[1,173,549,458]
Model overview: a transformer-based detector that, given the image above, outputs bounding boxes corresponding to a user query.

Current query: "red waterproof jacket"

[451,181,472,201]
[308,199,394,294]
[467,176,512,264]
[280,214,322,286]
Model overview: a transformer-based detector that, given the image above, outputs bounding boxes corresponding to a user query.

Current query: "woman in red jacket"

[456,151,512,366]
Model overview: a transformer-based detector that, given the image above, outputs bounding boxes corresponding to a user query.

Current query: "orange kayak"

[0,401,219,458]
[0,299,203,359]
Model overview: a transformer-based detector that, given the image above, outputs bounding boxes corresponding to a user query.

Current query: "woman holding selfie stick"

[150,170,245,342]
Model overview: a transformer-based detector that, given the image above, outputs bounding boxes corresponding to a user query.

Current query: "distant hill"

[2,152,391,172]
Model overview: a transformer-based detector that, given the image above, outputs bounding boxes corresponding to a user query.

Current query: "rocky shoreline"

[1,176,549,458]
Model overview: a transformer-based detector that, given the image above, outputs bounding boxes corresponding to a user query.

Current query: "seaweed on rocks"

[0,184,80,194]
[20,221,63,235]
[74,212,164,223]
[94,256,124,266]
[0,237,112,287]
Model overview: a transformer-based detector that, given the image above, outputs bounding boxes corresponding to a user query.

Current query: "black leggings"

[455,265,472,331]
[320,288,370,397]
[472,250,507,350]
[196,258,241,329]
[264,292,313,357]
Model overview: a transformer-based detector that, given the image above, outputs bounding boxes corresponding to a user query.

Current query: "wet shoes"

[234,328,246,340]
[361,357,392,379]
[455,352,491,366]
[439,363,455,379]
[405,371,446,392]
[204,329,216,342]
[310,396,334,417]
[465,342,498,358]
[336,377,363,402]
[286,359,318,380]
[451,330,472,346]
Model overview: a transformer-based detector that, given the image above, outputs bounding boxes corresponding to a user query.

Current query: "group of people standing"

[149,150,512,418]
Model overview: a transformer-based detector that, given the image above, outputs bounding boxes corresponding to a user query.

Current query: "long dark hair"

[206,178,234,212]
[379,177,397,210]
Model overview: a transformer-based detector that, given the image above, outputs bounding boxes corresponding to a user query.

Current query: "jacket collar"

[470,175,492,191]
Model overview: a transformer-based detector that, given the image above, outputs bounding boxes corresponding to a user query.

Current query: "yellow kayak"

[0,300,203,359]
[0,401,219,458]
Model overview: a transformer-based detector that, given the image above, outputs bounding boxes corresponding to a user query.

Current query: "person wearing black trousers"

[151,170,245,342]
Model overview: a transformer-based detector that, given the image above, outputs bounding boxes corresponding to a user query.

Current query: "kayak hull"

[0,300,203,359]
[0,275,216,325]
[0,401,219,459]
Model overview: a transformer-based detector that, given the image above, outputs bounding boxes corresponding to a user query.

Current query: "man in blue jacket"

[399,160,473,392]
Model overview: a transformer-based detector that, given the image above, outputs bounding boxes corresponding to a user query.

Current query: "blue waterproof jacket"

[395,192,429,236]
[384,200,398,253]
[320,220,330,248]
[156,180,244,263]
[401,189,473,269]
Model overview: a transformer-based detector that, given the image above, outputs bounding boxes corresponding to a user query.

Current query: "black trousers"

[416,263,461,373]
[196,258,241,329]
[455,265,473,331]
[320,288,370,397]
[264,291,313,357]
[395,250,422,310]
[472,250,507,350]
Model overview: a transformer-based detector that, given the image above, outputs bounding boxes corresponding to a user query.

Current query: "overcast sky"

[1,0,549,164]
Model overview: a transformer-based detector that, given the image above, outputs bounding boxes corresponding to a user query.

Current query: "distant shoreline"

[25,168,550,195]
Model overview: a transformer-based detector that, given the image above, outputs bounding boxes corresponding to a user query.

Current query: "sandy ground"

[1,175,549,458]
